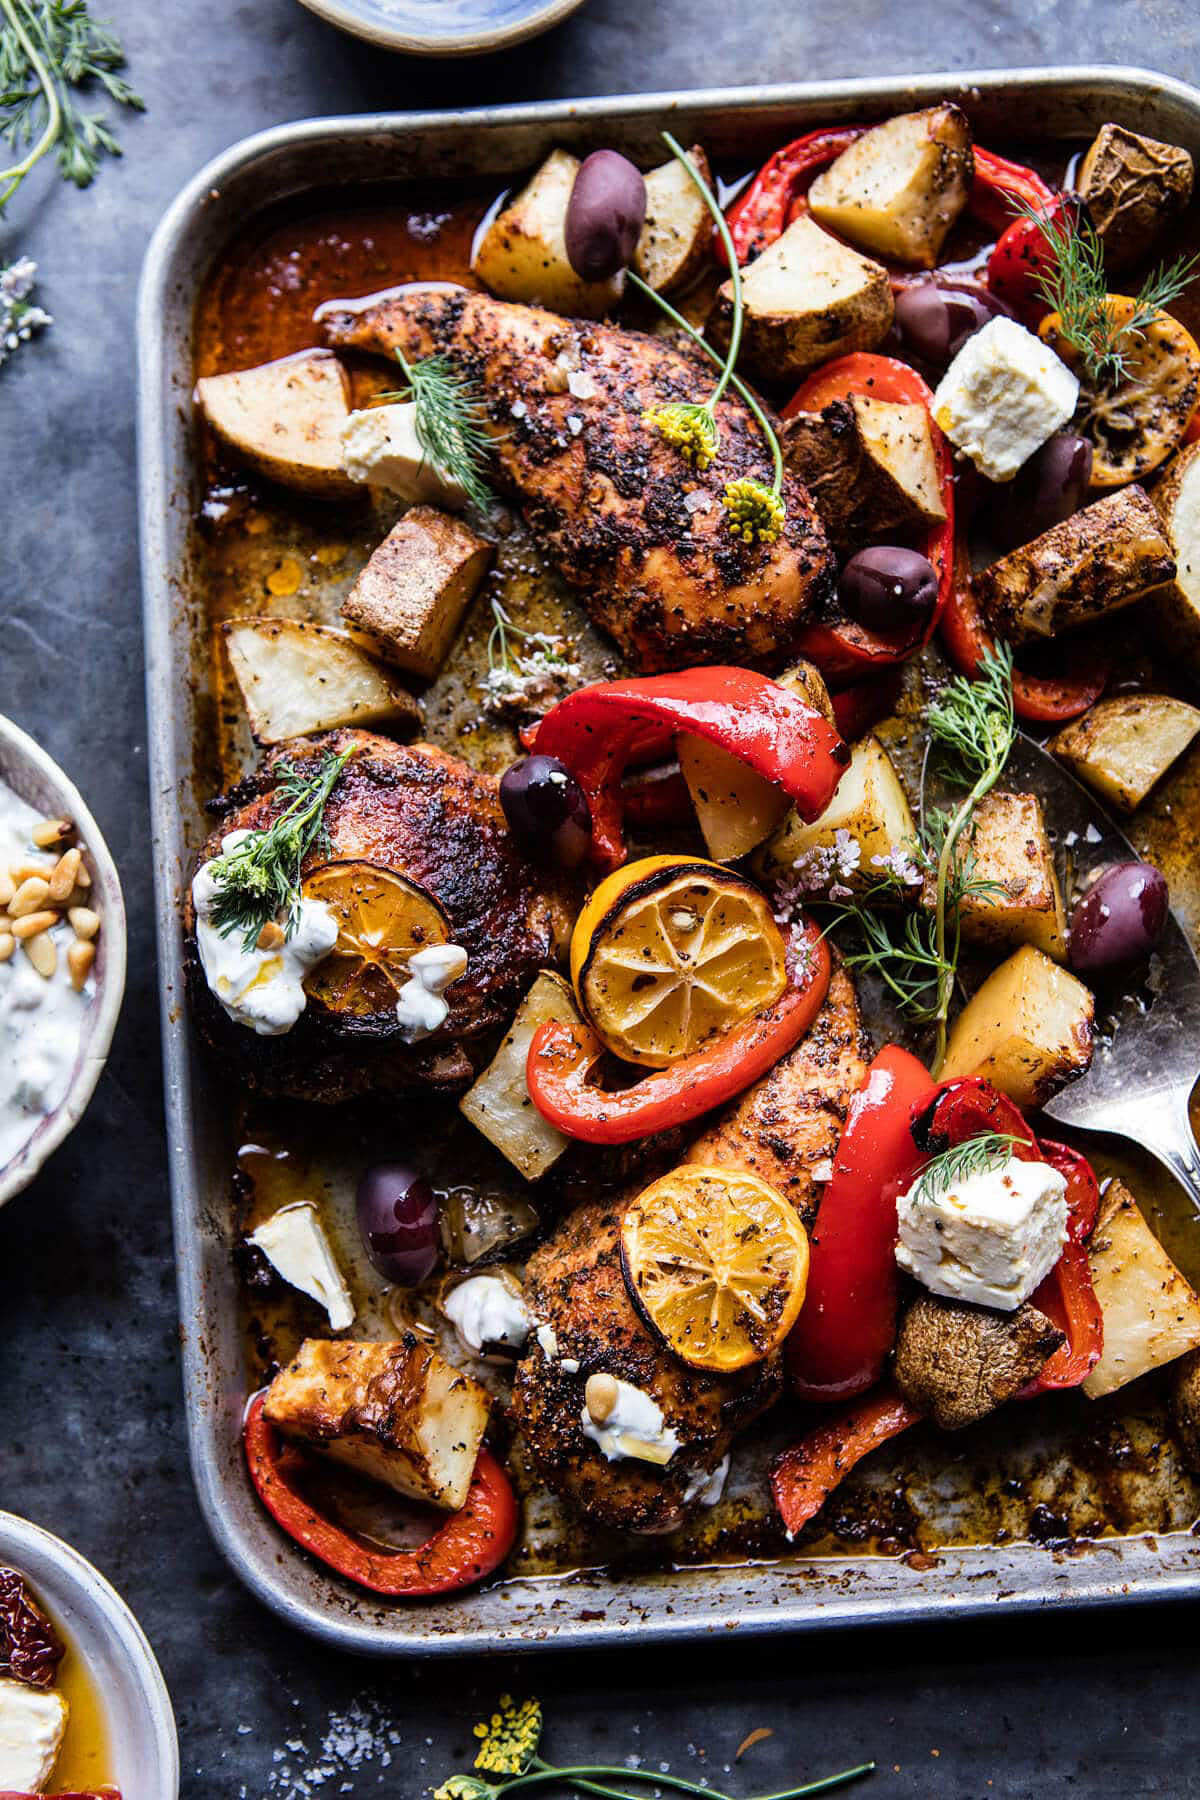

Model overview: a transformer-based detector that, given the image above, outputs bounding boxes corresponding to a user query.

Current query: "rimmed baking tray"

[138,66,1200,1656]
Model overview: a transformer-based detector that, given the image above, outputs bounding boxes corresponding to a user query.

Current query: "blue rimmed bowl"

[293,0,590,56]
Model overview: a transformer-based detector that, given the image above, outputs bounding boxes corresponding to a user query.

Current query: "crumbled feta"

[535,1321,559,1360]
[0,1676,67,1788]
[895,1153,1069,1311]
[394,943,468,1042]
[932,317,1079,482]
[581,1377,681,1466]
[192,835,338,1037]
[248,1201,355,1331]
[340,403,467,508]
[445,1274,532,1356]
[683,1453,730,1508]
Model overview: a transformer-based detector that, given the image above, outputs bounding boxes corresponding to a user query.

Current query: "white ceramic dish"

[0,1512,179,1798]
[294,0,589,58]
[0,714,127,1208]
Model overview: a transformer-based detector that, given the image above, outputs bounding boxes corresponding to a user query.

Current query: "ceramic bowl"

[0,1512,178,1797]
[294,0,589,56]
[0,714,127,1208]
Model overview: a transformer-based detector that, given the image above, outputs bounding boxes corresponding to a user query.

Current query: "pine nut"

[256,919,285,950]
[9,877,51,918]
[0,874,13,908]
[67,940,95,990]
[12,909,59,940]
[0,934,13,963]
[48,847,81,902]
[32,816,72,848]
[74,861,91,888]
[584,1372,619,1424]
[23,932,56,978]
[68,906,101,940]
[10,859,53,883]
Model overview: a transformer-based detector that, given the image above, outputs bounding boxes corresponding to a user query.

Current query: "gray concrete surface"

[2,2,1199,1792]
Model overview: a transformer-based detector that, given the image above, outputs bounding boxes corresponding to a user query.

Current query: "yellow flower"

[473,1695,543,1777]
[643,401,720,470]
[722,476,786,545]
[434,1778,495,1800]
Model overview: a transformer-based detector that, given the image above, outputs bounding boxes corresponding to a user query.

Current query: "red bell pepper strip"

[969,146,1058,234]
[912,1074,1038,1159]
[722,127,864,265]
[987,193,1074,328]
[771,1385,922,1537]
[243,1394,518,1597]
[829,667,905,741]
[619,760,695,830]
[782,355,955,684]
[527,920,830,1144]
[1038,1137,1100,1244]
[786,1046,937,1402]
[1019,1138,1103,1393]
[531,667,848,872]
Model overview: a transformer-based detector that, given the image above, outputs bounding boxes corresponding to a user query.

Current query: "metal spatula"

[1005,734,1200,1210]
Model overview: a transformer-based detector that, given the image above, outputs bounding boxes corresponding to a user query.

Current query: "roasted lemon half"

[301,859,450,1016]
[570,854,788,1068]
[620,1164,809,1372]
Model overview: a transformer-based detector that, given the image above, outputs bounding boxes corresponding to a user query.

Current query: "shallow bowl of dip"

[0,714,127,1208]
[0,1510,179,1797]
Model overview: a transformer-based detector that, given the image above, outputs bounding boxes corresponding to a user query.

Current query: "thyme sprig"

[207,747,354,951]
[635,131,786,546]
[380,345,496,513]
[434,1694,874,1800]
[1017,198,1200,386]
[909,1132,1023,1207]
[0,0,142,212]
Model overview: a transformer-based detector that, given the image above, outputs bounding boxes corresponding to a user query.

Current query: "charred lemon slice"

[570,855,787,1069]
[621,1164,809,1372]
[1040,297,1200,488]
[301,860,450,1016]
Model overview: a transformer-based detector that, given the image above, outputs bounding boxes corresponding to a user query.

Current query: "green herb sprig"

[379,345,496,514]
[0,0,142,213]
[909,1132,1023,1207]
[207,747,354,951]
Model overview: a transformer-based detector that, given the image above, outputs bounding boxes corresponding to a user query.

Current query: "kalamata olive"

[993,433,1094,550]
[894,281,1010,366]
[839,546,939,634]
[356,1165,439,1286]
[565,150,647,281]
[1069,860,1169,974]
[500,754,592,868]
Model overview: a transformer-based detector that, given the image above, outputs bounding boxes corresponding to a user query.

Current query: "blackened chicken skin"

[319,287,836,672]
[186,729,575,1102]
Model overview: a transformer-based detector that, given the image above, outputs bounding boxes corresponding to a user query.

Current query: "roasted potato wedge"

[1048,693,1200,814]
[754,733,914,891]
[782,394,946,552]
[972,485,1175,647]
[472,149,623,318]
[1149,440,1200,674]
[1082,1180,1200,1399]
[459,971,581,1180]
[633,145,714,295]
[1078,124,1194,273]
[807,104,973,268]
[194,349,356,499]
[264,1337,491,1510]
[923,790,1067,960]
[341,505,493,681]
[224,619,421,745]
[712,215,893,382]
[941,945,1093,1109]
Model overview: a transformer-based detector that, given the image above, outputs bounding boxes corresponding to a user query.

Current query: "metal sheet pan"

[138,66,1200,1656]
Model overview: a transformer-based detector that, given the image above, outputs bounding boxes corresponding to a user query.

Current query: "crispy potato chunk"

[264,1337,491,1511]
[923,790,1067,960]
[472,149,623,318]
[782,395,946,553]
[460,970,580,1180]
[195,350,356,498]
[807,104,973,268]
[754,734,914,891]
[341,505,493,682]
[1150,440,1200,675]
[941,945,1094,1109]
[1082,1181,1200,1398]
[1048,693,1200,814]
[224,619,421,745]
[633,145,714,295]
[1078,124,1194,272]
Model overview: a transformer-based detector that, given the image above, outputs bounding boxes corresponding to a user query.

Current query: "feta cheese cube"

[894,1152,1068,1311]
[248,1201,355,1331]
[0,1676,68,1788]
[932,317,1079,482]
[340,404,467,509]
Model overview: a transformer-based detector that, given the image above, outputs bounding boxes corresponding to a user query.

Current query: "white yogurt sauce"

[395,943,468,1042]
[581,1377,681,1467]
[192,832,338,1036]
[683,1453,730,1508]
[444,1273,532,1357]
[0,782,94,1175]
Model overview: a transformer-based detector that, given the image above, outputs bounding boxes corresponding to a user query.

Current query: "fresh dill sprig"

[909,1132,1023,1206]
[0,0,143,212]
[479,598,580,715]
[207,747,355,951]
[1017,198,1200,386]
[381,345,496,513]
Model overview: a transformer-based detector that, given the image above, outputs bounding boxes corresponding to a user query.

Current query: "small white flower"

[0,258,51,371]
[870,844,924,887]
[832,829,861,880]
[829,881,854,901]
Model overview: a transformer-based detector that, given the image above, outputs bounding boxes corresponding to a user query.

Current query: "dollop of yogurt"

[683,1453,730,1508]
[395,943,468,1042]
[581,1377,681,1467]
[192,832,337,1037]
[444,1273,532,1357]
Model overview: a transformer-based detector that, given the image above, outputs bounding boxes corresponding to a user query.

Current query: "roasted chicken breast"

[319,287,836,672]
[186,728,575,1101]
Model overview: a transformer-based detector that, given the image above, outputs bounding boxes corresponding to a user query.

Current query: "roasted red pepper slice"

[987,193,1074,328]
[912,1074,1039,1159]
[527,920,831,1144]
[786,1046,937,1403]
[829,667,906,742]
[532,667,848,871]
[619,761,695,830]
[722,126,864,264]
[1038,1138,1101,1243]
[1019,1138,1103,1393]
[969,146,1058,234]
[782,355,955,683]
[771,1385,922,1537]
[243,1394,518,1597]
